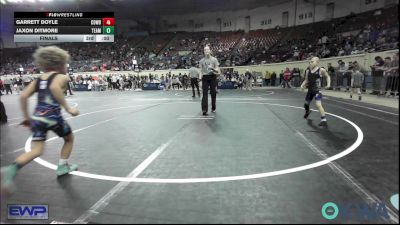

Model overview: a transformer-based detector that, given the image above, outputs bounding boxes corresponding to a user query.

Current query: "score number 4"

[103,18,114,26]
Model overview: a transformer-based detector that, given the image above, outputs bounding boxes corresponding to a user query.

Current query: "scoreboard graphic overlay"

[14,12,114,43]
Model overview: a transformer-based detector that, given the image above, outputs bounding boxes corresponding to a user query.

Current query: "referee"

[199,45,221,116]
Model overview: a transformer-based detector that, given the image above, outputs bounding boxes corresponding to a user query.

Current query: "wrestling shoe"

[304,110,311,119]
[56,164,78,177]
[1,165,18,195]
[318,121,328,127]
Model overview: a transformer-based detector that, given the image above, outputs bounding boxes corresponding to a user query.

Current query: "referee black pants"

[201,75,217,113]
[5,84,12,95]
[191,78,200,97]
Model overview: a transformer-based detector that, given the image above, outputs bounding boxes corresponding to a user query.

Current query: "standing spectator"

[107,75,112,90]
[111,75,117,90]
[16,77,23,94]
[385,53,399,96]
[349,66,365,101]
[165,75,171,90]
[67,74,74,95]
[149,73,154,83]
[140,76,146,89]
[127,76,133,90]
[23,76,31,88]
[282,68,292,88]
[264,71,271,86]
[178,73,183,89]
[352,61,368,93]
[4,77,12,95]
[238,75,244,90]
[370,56,385,95]
[189,64,201,98]
[226,71,232,81]
[271,72,277,86]
[382,57,392,95]
[344,62,353,91]
[182,73,189,90]
[12,78,18,93]
[133,76,138,90]
[279,70,284,85]
[87,79,92,91]
[337,60,347,91]
[245,69,253,91]
[119,77,125,91]
[327,63,336,90]
[291,68,301,88]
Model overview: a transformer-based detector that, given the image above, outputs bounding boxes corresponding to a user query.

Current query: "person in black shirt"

[327,63,335,90]
[370,56,385,95]
[279,70,284,86]
[291,68,301,88]
[271,72,277,86]
[107,76,112,90]
[189,63,201,97]
[182,73,189,90]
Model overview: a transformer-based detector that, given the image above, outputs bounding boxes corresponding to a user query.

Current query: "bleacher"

[0,6,398,74]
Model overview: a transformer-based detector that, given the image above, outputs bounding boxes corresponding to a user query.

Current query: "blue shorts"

[305,89,322,102]
[31,116,72,141]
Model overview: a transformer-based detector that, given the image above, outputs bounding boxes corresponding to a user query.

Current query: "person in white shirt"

[172,76,181,90]
[199,45,221,115]
[93,79,99,91]
[111,75,117,90]
[87,80,92,91]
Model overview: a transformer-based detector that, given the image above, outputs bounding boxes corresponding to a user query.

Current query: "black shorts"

[305,89,322,102]
[31,116,72,141]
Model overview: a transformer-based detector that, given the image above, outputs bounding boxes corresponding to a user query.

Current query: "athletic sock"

[12,162,23,170]
[321,116,327,122]
[59,159,68,166]
[4,163,21,180]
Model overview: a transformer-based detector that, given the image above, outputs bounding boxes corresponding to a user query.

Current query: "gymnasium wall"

[55,49,397,78]
[160,0,391,33]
